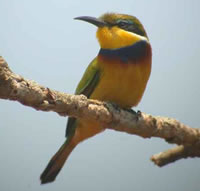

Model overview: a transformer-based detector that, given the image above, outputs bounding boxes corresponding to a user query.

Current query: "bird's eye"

[116,20,129,27]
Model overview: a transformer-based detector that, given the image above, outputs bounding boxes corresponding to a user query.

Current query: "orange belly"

[90,56,151,108]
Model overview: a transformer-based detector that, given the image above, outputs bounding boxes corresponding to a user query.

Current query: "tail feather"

[40,139,76,184]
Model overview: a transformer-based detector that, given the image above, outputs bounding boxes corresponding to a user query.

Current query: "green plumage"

[66,58,101,137]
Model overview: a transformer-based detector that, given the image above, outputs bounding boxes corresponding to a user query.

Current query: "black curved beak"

[74,16,106,27]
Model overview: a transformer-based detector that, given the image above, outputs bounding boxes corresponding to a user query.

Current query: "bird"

[40,12,152,184]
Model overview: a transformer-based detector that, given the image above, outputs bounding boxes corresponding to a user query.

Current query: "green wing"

[75,58,100,96]
[66,58,101,137]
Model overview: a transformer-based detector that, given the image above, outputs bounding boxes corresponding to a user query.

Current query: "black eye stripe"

[105,19,146,37]
[117,20,130,26]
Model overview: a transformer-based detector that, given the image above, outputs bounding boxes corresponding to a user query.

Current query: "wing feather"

[66,58,101,137]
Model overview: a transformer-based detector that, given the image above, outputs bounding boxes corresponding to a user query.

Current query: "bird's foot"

[123,108,137,115]
[123,108,142,121]
[136,110,142,121]
[105,102,121,112]
[105,102,142,121]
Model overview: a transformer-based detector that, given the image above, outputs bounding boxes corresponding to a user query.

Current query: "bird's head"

[75,13,148,49]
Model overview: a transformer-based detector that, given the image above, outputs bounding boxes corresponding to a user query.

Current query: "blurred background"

[0,0,200,190]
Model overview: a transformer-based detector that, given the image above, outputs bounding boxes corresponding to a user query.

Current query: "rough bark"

[0,56,200,166]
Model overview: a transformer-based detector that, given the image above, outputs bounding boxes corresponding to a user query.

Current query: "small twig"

[151,145,200,166]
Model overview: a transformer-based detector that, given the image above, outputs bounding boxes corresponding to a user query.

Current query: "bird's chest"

[90,58,151,108]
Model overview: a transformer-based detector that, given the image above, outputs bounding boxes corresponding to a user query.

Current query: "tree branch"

[151,145,200,166]
[0,56,200,166]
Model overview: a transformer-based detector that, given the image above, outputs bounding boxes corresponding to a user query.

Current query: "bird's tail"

[40,138,76,184]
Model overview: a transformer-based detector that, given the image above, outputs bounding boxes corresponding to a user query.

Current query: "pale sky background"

[0,0,200,191]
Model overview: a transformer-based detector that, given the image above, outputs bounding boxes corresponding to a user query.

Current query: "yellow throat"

[96,26,148,49]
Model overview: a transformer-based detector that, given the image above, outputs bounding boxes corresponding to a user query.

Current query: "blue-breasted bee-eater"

[40,13,152,184]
